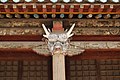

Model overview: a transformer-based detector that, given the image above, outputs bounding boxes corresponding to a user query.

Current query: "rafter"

[0,4,119,14]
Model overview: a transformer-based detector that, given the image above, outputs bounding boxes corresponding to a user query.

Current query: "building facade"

[0,0,120,80]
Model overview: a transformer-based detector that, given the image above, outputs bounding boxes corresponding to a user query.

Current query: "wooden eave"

[0,3,119,14]
[0,3,119,55]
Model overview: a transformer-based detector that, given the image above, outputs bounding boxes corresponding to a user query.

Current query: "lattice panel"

[67,60,97,80]
[22,60,49,80]
[100,59,120,80]
[0,59,52,80]
[0,61,18,80]
[66,59,120,80]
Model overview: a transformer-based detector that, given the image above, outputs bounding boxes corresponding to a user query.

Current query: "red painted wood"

[0,48,50,60]
[53,21,64,31]
[0,4,120,13]
[72,35,120,41]
[0,48,119,60]
[0,35,42,41]
[88,5,94,12]
[66,49,120,60]
[0,35,120,41]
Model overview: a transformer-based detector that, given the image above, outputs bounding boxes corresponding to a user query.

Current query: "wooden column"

[53,53,66,80]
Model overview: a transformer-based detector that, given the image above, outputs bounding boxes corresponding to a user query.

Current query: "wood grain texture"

[53,54,66,80]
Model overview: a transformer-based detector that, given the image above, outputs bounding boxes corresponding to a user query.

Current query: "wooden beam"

[0,48,51,60]
[0,48,119,60]
[116,5,120,12]
[52,5,56,12]
[98,5,104,12]
[66,49,120,60]
[88,5,94,12]
[0,35,42,41]
[0,12,119,14]
[0,4,120,14]
[13,4,19,12]
[22,4,27,12]
[60,5,64,12]
[69,5,74,12]
[33,4,38,12]
[43,5,47,12]
[79,5,84,12]
[72,35,120,41]
[107,5,113,12]
[4,5,10,12]
[0,35,120,41]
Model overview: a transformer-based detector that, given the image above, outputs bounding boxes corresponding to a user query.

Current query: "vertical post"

[42,21,76,80]
[52,21,66,80]
[53,53,66,80]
